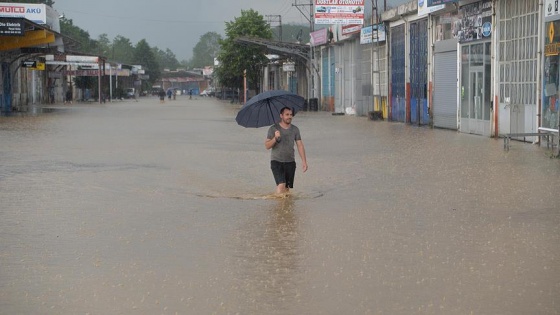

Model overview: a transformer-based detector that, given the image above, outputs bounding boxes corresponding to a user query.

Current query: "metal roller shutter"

[434,50,458,130]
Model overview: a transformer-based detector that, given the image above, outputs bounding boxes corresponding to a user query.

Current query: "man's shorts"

[270,161,296,188]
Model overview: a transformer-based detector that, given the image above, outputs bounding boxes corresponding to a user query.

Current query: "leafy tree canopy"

[152,47,180,71]
[215,9,272,92]
[190,32,222,69]
[133,39,160,86]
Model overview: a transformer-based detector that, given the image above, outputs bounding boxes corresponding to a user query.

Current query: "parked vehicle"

[125,88,135,99]
[200,87,215,97]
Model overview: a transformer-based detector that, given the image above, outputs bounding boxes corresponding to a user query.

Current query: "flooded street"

[1,96,559,314]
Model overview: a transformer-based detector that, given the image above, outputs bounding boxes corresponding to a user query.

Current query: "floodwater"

[0,96,559,314]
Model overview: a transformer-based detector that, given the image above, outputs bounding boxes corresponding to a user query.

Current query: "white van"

[125,88,135,99]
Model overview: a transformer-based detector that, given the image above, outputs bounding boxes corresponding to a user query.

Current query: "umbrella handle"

[274,128,281,143]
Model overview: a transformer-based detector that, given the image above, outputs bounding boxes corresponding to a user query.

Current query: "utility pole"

[292,0,315,102]
[371,0,382,115]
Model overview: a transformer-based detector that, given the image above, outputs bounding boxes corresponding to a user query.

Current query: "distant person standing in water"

[64,88,72,105]
[265,106,308,195]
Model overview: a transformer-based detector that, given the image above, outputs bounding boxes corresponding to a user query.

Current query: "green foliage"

[112,35,135,64]
[152,47,180,71]
[190,32,222,68]
[133,40,160,85]
[215,9,272,92]
[96,33,111,56]
[60,17,97,53]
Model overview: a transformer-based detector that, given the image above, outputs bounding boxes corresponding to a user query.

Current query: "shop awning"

[0,17,57,51]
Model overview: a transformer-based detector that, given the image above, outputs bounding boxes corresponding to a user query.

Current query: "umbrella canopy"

[235,90,305,128]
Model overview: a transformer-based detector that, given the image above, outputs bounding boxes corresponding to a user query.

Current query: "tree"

[133,39,160,86]
[96,33,111,57]
[190,32,222,68]
[215,9,272,92]
[152,48,180,71]
[112,35,135,64]
[60,17,97,53]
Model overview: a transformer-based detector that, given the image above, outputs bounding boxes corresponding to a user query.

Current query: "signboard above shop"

[21,60,36,68]
[418,0,444,16]
[0,17,24,36]
[0,3,61,33]
[427,0,458,6]
[545,0,560,20]
[455,0,492,43]
[314,0,365,25]
[360,24,386,44]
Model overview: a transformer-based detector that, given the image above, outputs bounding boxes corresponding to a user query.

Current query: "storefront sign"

[310,28,328,46]
[427,0,458,6]
[545,42,560,56]
[63,70,100,76]
[342,24,361,36]
[33,62,45,70]
[455,0,492,43]
[283,63,295,72]
[21,61,45,70]
[542,20,560,130]
[0,3,47,24]
[418,0,444,17]
[314,0,365,25]
[545,0,560,19]
[0,18,23,35]
[360,24,385,44]
[66,55,99,63]
[21,60,36,68]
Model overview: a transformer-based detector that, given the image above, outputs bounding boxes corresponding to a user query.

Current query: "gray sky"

[52,0,313,61]
[52,0,408,62]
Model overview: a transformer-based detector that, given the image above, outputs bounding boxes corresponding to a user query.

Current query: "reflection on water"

[229,197,302,314]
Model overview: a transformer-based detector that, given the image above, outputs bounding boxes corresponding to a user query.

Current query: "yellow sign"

[31,62,45,71]
[549,22,555,44]
[545,42,560,56]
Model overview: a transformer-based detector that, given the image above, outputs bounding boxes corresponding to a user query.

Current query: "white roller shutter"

[433,41,458,130]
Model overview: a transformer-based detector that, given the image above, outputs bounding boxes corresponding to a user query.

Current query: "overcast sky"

[52,0,408,62]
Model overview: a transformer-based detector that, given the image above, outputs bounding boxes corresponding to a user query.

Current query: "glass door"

[460,42,491,136]
[469,68,484,134]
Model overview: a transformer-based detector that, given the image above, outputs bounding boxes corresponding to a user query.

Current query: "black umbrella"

[235,90,305,128]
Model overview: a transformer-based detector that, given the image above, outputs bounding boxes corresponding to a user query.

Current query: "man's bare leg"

[276,183,287,194]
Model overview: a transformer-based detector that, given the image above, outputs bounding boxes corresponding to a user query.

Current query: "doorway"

[460,42,491,136]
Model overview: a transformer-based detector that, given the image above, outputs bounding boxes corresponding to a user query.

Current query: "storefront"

[497,0,540,140]
[458,0,493,136]
[543,1,560,133]
[410,18,429,125]
[390,23,406,122]
[433,11,460,130]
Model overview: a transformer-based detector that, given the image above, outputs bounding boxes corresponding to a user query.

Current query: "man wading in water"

[265,106,308,195]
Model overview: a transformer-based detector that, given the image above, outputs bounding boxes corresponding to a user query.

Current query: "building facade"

[310,0,557,149]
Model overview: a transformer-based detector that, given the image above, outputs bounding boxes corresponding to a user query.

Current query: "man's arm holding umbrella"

[296,139,308,172]
[265,129,281,150]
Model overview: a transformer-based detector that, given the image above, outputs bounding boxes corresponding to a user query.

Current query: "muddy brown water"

[1,96,559,314]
